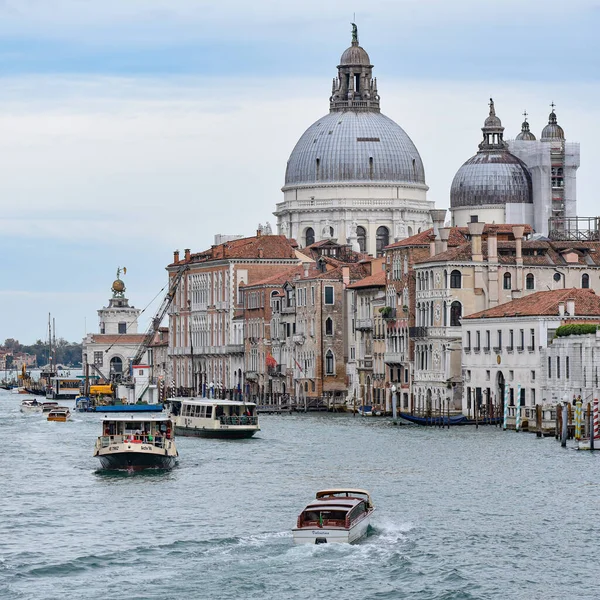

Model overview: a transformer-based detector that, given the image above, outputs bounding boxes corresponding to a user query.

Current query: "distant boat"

[398,412,502,426]
[47,407,71,422]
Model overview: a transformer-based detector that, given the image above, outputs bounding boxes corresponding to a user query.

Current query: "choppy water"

[1,390,599,600]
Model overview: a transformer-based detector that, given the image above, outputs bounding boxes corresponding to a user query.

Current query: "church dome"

[339,43,371,66]
[541,109,565,141]
[284,111,426,187]
[451,99,532,208]
[516,114,536,141]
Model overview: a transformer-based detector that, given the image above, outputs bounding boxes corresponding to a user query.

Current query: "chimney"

[487,226,498,263]
[467,221,485,262]
[258,248,264,258]
[302,262,310,277]
[566,298,575,316]
[184,248,191,261]
[342,266,350,287]
[512,226,524,264]
[173,249,180,263]
[558,301,565,317]
[428,233,436,257]
[256,227,262,238]
[430,209,447,236]
[438,227,450,253]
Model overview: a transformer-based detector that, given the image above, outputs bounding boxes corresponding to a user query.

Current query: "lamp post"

[209,381,214,399]
[391,384,397,422]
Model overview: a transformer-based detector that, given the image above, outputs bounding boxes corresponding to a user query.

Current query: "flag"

[318,512,323,528]
[123,267,127,275]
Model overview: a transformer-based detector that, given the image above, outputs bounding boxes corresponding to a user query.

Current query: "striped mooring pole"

[575,400,582,440]
[503,385,509,430]
[515,384,522,432]
[594,397,599,440]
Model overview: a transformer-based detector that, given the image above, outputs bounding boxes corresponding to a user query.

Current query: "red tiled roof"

[244,266,305,288]
[385,227,467,249]
[465,288,600,319]
[347,270,387,289]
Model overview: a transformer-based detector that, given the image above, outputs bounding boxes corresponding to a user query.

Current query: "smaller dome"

[516,118,536,141]
[541,111,564,141]
[339,43,371,66]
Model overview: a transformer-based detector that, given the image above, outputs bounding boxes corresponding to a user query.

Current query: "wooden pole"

[561,403,568,448]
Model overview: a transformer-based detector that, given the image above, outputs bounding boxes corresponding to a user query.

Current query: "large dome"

[451,152,532,208]
[284,111,426,188]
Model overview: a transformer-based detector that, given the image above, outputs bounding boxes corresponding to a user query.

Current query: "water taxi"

[47,407,71,422]
[93,416,178,470]
[20,399,44,413]
[292,489,374,544]
[41,401,59,414]
[170,398,260,439]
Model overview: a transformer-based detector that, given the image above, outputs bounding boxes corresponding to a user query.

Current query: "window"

[486,370,490,381]
[325,350,334,375]
[350,347,355,359]
[582,273,590,288]
[508,330,514,350]
[324,286,334,305]
[557,357,561,379]
[305,227,315,247]
[496,330,502,350]
[118,322,127,334]
[485,330,490,350]
[99,322,105,334]
[94,351,103,366]
[376,226,390,257]
[476,331,481,351]
[450,301,462,327]
[531,370,536,381]
[530,328,535,350]
[357,226,366,253]
[450,270,462,289]
[526,273,535,290]
[548,356,552,378]
[553,272,561,282]
[503,272,512,290]
[110,356,123,374]
[325,317,333,336]
[466,331,471,350]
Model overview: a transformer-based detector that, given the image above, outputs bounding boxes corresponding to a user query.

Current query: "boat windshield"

[301,509,347,527]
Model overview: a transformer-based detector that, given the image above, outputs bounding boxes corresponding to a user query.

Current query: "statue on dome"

[351,23,358,44]
[112,266,126,298]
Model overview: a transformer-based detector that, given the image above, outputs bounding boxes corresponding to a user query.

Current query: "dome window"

[305,228,315,247]
[450,270,462,289]
[376,226,389,256]
[582,273,590,289]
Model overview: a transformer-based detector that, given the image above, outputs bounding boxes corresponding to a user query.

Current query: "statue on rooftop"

[351,22,358,44]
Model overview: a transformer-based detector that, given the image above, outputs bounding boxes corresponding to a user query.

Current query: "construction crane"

[129,264,189,370]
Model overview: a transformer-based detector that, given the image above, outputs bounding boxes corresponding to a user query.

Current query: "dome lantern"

[541,103,565,141]
[478,98,506,150]
[516,110,536,141]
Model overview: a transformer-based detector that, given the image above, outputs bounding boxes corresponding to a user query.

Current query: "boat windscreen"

[304,510,347,521]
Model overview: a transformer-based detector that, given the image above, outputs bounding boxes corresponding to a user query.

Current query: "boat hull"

[20,405,43,413]
[293,515,371,545]
[399,412,503,426]
[94,444,177,470]
[174,425,258,439]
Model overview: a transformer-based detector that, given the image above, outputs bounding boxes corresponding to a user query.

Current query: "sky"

[0,0,599,344]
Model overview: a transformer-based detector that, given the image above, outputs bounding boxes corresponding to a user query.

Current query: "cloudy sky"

[1,0,598,344]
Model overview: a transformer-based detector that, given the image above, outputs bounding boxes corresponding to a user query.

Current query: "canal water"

[1,389,599,600]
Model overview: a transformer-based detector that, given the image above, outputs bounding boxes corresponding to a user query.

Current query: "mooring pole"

[561,403,568,448]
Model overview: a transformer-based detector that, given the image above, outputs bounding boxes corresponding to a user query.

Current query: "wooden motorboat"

[292,489,374,544]
[47,407,71,422]
[20,399,44,413]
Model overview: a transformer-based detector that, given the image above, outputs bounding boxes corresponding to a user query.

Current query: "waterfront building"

[461,288,600,416]
[347,260,387,411]
[409,220,600,413]
[275,26,433,255]
[450,100,580,236]
[82,270,146,382]
[166,232,302,396]
[147,327,169,395]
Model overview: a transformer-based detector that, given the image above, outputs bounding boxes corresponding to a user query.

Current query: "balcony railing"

[292,334,305,344]
[473,346,481,353]
[517,345,525,352]
[506,346,514,353]
[483,346,491,353]
[463,346,471,353]
[409,326,427,338]
[356,318,373,330]
[384,352,405,364]
[527,345,535,352]
[492,346,501,353]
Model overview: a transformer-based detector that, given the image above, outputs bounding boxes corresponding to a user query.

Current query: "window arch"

[450,301,462,327]
[325,317,333,336]
[582,273,590,289]
[325,350,335,375]
[376,226,389,256]
[450,270,462,289]
[305,227,315,247]
[110,356,123,374]
[356,226,366,253]
[526,273,535,290]
[503,272,512,290]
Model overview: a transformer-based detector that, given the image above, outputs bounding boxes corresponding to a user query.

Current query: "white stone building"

[274,26,433,256]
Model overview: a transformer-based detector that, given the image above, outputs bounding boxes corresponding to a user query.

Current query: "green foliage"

[555,324,600,338]
[2,337,82,367]
[379,306,393,318]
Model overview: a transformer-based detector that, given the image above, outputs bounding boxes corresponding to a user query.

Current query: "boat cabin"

[180,400,258,426]
[98,417,174,448]
[297,489,374,530]
[48,377,81,399]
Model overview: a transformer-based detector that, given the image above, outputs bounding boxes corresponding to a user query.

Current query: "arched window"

[325,317,333,336]
[376,226,389,256]
[325,350,335,375]
[582,273,590,289]
[450,270,462,289]
[356,226,366,253]
[305,227,315,247]
[450,301,462,327]
[526,273,535,290]
[110,356,123,374]
[503,272,512,290]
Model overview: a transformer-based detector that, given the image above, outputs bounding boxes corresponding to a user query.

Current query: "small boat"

[20,399,43,413]
[93,416,178,470]
[398,412,503,426]
[292,489,375,544]
[41,402,59,414]
[169,398,260,439]
[47,407,71,422]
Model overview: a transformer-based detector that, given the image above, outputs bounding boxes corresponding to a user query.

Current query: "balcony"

[483,346,491,353]
[281,305,295,314]
[292,334,305,344]
[246,371,259,381]
[517,345,525,352]
[356,318,373,330]
[358,358,373,370]
[473,346,481,353]
[381,307,397,320]
[492,346,501,353]
[268,365,286,377]
[527,345,535,352]
[463,346,471,353]
[506,346,514,353]
[384,352,405,364]
[409,326,427,338]
[226,344,244,353]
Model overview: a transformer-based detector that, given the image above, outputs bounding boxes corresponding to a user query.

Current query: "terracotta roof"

[88,334,146,344]
[244,266,305,288]
[347,270,387,289]
[385,227,467,249]
[465,289,600,320]
[169,234,299,266]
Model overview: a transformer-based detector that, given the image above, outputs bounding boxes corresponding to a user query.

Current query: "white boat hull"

[292,514,371,544]
[20,405,43,413]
